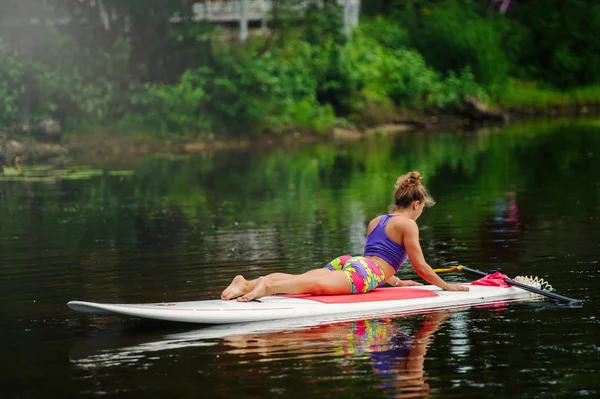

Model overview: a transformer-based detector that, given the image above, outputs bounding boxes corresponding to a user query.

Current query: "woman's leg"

[221,273,297,300]
[222,255,353,300]
[237,269,351,302]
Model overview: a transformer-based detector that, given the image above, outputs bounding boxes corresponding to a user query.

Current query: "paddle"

[434,265,582,306]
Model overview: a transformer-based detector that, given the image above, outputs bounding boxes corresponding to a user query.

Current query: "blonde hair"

[391,171,436,210]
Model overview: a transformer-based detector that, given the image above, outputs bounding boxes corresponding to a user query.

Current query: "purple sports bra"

[363,214,408,271]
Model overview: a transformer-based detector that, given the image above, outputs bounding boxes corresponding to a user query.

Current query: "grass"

[495,79,600,109]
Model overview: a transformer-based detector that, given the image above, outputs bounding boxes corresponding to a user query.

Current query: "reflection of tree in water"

[220,311,453,399]
[135,205,188,250]
[479,191,525,264]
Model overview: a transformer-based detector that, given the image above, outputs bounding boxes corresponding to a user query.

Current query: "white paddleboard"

[67,284,537,324]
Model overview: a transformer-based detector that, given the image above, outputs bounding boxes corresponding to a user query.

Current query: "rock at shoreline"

[6,140,24,153]
[462,96,510,124]
[0,134,67,163]
[31,118,63,141]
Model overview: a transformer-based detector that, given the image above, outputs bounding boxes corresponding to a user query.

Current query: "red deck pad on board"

[281,287,439,304]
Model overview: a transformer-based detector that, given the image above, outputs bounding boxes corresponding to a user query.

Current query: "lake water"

[2,120,599,398]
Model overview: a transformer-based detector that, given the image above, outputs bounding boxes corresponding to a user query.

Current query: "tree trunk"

[240,0,249,44]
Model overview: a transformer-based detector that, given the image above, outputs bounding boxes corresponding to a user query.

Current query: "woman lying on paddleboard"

[221,171,468,301]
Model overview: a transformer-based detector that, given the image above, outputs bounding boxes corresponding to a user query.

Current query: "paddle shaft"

[459,266,582,306]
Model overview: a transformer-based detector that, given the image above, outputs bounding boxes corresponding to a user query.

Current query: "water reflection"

[223,311,452,398]
[479,191,525,264]
[3,120,600,398]
[71,311,454,398]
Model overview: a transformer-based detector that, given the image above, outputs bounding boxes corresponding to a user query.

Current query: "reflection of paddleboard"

[68,285,536,324]
[70,310,440,369]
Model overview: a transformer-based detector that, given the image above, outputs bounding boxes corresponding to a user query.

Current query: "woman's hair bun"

[395,171,423,190]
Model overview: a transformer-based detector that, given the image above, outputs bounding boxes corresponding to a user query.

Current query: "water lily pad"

[61,169,105,180]
[0,165,134,182]
[1,167,22,176]
[0,176,57,183]
[107,170,135,176]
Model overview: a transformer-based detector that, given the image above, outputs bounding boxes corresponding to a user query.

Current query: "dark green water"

[2,120,599,398]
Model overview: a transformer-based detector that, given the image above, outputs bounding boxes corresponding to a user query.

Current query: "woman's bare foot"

[237,277,271,302]
[221,275,250,300]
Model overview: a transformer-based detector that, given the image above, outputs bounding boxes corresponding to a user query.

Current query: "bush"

[38,35,133,124]
[258,42,337,132]
[346,29,486,110]
[204,45,337,135]
[0,38,26,127]
[0,8,499,137]
[346,32,438,107]
[0,31,133,130]
[511,0,600,88]
[358,16,411,50]
[434,67,489,109]
[400,0,510,90]
[136,69,212,136]
[131,41,338,137]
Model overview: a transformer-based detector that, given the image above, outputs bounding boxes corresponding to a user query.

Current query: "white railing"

[193,1,272,22]
[191,0,360,23]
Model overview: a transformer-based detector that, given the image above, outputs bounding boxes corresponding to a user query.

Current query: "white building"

[190,0,361,42]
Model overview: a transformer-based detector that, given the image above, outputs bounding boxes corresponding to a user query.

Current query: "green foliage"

[311,41,362,115]
[435,68,488,109]
[0,31,133,129]
[358,16,410,49]
[400,0,510,90]
[3,0,599,138]
[302,2,346,47]
[145,18,489,137]
[138,69,212,136]
[294,4,365,115]
[0,39,25,127]
[130,42,338,137]
[346,33,438,107]
[169,48,333,135]
[494,80,600,109]
[257,42,337,132]
[511,0,600,88]
[36,33,133,123]
[207,54,283,134]
[346,30,486,110]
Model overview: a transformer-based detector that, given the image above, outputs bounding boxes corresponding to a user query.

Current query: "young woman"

[221,171,468,302]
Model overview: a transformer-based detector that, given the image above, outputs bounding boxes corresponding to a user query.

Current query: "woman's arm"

[385,275,423,287]
[386,276,400,286]
[401,219,469,291]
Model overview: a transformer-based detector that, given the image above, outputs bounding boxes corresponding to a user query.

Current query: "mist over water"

[2,120,599,398]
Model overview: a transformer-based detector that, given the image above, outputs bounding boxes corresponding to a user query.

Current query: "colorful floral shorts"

[324,255,386,294]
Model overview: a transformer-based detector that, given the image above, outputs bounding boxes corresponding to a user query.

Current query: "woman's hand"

[444,284,469,292]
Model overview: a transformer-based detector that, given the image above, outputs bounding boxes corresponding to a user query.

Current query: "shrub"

[0,31,133,130]
[511,0,600,88]
[346,30,486,110]
[400,0,510,90]
[434,67,489,109]
[36,34,133,124]
[137,69,212,136]
[0,38,26,127]
[133,41,339,137]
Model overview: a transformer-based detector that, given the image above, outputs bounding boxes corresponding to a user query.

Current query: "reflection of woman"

[221,171,467,302]
[481,191,524,263]
[222,311,452,399]
[370,312,452,399]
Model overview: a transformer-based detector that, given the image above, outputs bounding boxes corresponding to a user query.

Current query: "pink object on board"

[471,272,511,288]
[281,287,438,304]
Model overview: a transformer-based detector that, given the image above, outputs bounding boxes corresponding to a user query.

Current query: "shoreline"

[1,103,599,167]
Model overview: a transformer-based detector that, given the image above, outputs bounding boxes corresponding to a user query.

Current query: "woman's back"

[364,214,409,271]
